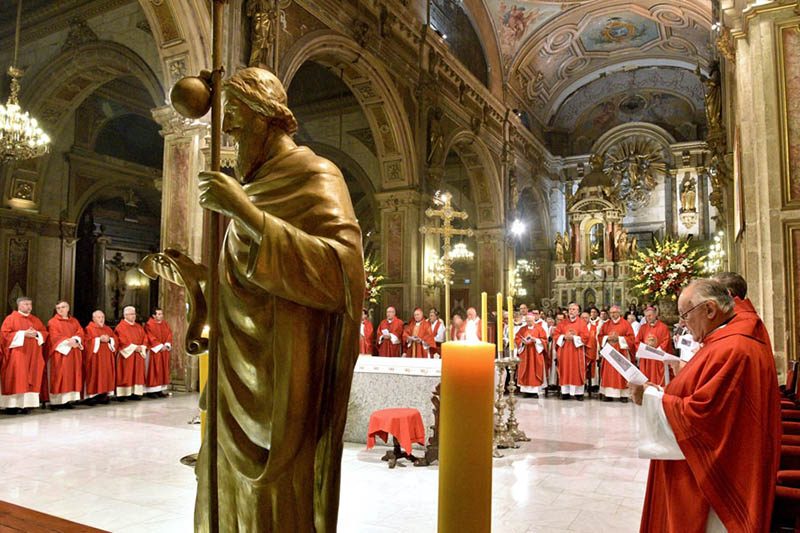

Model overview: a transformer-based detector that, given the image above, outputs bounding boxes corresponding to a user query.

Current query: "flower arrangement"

[364,254,385,305]
[629,236,705,301]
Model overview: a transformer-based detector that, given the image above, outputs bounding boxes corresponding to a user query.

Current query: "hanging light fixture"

[0,0,50,163]
[450,241,474,262]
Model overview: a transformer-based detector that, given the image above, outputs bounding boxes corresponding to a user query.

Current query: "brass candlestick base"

[505,357,530,442]
[493,358,517,455]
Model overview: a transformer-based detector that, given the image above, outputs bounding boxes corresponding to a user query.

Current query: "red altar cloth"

[366,408,426,455]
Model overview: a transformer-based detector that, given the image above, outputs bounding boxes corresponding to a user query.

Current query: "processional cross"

[419,192,474,341]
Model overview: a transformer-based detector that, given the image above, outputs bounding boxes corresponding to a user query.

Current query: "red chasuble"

[640,317,780,533]
[114,320,147,396]
[635,319,673,386]
[359,319,374,355]
[145,318,173,392]
[450,323,466,341]
[733,297,773,355]
[586,319,600,378]
[553,317,589,387]
[84,323,116,397]
[515,323,548,387]
[598,318,636,391]
[0,311,47,407]
[46,316,84,404]
[376,318,404,357]
[402,320,436,358]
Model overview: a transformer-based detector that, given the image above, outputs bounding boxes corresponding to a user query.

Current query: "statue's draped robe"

[195,147,364,532]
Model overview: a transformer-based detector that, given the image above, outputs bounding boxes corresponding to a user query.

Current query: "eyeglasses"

[678,300,708,321]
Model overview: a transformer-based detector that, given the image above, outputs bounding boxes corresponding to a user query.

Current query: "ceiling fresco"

[475,0,713,138]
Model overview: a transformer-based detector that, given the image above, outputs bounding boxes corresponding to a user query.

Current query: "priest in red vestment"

[598,305,636,402]
[144,308,172,397]
[428,308,445,356]
[632,279,780,533]
[450,312,466,341]
[84,310,116,403]
[586,307,601,388]
[359,309,374,355]
[713,271,774,354]
[553,303,589,400]
[376,306,404,357]
[0,297,46,413]
[515,312,548,397]
[464,307,482,342]
[635,306,673,386]
[402,308,436,358]
[114,306,147,399]
[46,301,84,408]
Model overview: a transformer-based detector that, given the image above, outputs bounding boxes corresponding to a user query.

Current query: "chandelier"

[0,0,50,162]
[450,241,474,262]
[704,231,726,273]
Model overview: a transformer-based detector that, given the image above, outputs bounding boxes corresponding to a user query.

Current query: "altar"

[344,356,441,445]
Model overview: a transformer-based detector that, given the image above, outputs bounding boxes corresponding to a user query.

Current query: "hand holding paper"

[600,344,648,385]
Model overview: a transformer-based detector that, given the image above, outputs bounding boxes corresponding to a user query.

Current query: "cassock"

[402,319,436,358]
[638,317,780,532]
[84,322,116,398]
[0,311,46,408]
[586,318,601,381]
[359,318,374,355]
[635,320,673,386]
[376,318,404,357]
[46,315,84,405]
[515,323,548,394]
[114,320,147,397]
[429,319,445,356]
[553,317,589,396]
[598,318,636,398]
[145,318,173,393]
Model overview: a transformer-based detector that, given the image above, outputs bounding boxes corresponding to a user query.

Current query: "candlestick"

[493,358,517,452]
[506,295,513,356]
[438,341,495,533]
[505,357,530,442]
[496,293,503,354]
[481,292,488,342]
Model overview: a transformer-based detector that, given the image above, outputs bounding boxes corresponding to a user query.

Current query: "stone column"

[375,189,424,318]
[475,228,505,297]
[152,105,209,391]
[93,234,111,312]
[731,2,799,380]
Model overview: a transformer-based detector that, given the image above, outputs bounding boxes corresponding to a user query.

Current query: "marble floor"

[0,393,649,532]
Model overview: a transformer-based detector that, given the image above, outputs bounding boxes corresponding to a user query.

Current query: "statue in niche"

[680,174,697,213]
[247,0,274,68]
[554,232,567,263]
[588,223,604,263]
[426,106,444,166]
[697,62,722,131]
[614,228,629,261]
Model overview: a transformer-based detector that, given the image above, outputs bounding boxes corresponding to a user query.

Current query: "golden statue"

[554,232,566,263]
[697,62,722,131]
[247,0,273,68]
[143,68,365,532]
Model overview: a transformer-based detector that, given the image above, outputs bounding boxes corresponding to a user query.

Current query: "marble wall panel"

[781,25,800,205]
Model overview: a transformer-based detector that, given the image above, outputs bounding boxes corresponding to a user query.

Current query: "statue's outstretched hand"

[199,171,263,240]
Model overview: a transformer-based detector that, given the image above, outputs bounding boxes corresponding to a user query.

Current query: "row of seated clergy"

[0,297,173,414]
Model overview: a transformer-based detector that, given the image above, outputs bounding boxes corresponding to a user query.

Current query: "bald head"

[713,271,748,299]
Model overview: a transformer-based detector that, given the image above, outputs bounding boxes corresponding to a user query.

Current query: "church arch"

[281,31,417,191]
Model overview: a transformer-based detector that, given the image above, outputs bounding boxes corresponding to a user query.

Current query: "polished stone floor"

[0,393,648,532]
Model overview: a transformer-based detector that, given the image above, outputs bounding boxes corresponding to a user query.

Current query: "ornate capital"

[151,105,208,138]
[375,189,424,210]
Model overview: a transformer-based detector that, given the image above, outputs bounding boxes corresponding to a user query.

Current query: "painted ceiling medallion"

[601,18,638,42]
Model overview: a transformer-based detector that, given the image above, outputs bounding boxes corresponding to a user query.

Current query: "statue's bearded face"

[222,95,253,140]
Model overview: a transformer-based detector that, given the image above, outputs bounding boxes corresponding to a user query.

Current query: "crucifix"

[419,191,474,341]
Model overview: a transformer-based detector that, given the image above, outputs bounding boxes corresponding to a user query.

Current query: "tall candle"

[481,292,488,341]
[496,292,503,354]
[507,295,513,352]
[438,341,495,533]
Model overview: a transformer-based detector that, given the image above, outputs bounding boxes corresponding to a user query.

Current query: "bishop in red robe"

[713,271,774,355]
[84,310,116,403]
[145,308,173,396]
[0,297,46,412]
[635,306,673,386]
[515,312,548,397]
[553,304,589,399]
[114,306,147,399]
[376,306,404,357]
[598,305,636,401]
[359,309,374,355]
[46,301,84,407]
[402,308,436,358]
[428,308,445,357]
[633,279,780,533]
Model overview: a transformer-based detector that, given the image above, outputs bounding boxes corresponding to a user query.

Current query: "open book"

[636,343,681,363]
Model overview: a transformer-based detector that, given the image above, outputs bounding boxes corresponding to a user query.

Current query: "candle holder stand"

[504,356,530,442]
[493,358,517,455]
[414,383,440,467]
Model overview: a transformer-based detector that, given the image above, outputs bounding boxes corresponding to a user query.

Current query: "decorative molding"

[61,16,98,52]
